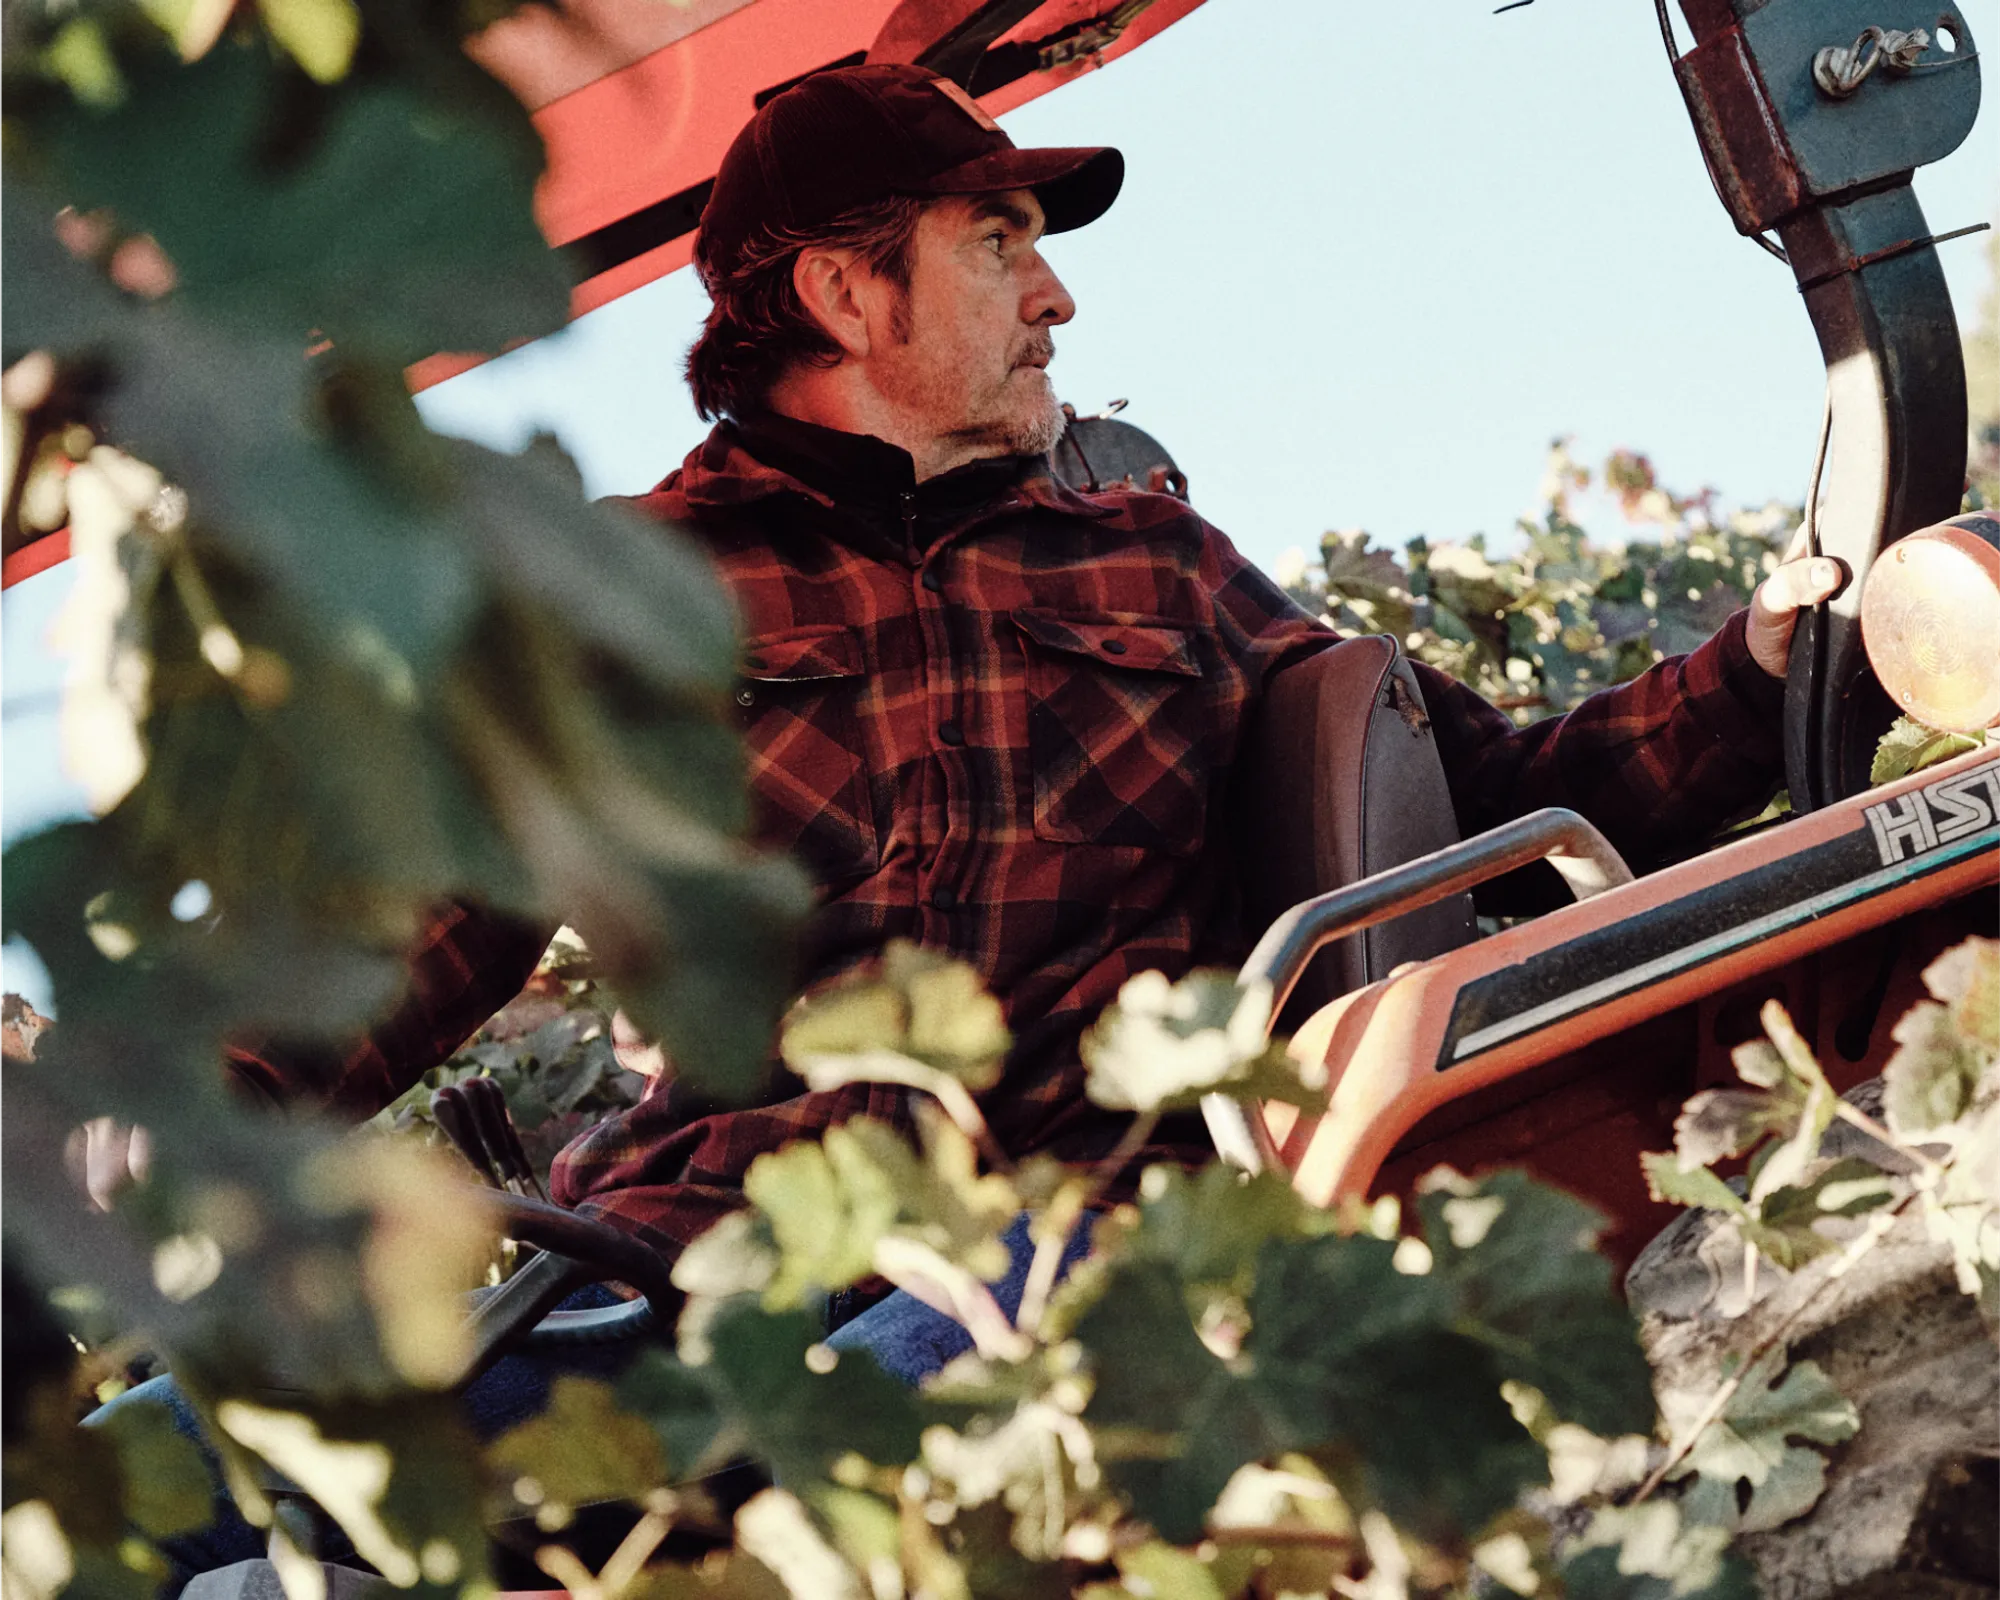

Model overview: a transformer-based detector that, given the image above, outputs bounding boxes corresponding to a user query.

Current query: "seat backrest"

[1232,635,1478,1028]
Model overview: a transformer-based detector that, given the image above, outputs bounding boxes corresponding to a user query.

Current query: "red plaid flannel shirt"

[229,414,1786,1263]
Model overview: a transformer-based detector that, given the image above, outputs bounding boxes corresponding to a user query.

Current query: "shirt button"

[735,688,755,707]
[1100,638,1128,656]
[930,887,958,911]
[922,568,945,593]
[938,719,964,746]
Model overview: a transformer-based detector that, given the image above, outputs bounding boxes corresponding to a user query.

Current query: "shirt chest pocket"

[1012,608,1219,855]
[733,627,879,883]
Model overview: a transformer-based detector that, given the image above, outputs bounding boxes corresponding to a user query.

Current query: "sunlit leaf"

[743,1132,898,1307]
[1671,1088,1788,1170]
[781,941,1010,1093]
[136,0,235,62]
[1079,1540,1229,1600]
[214,1394,489,1589]
[0,1501,79,1600]
[256,0,361,83]
[488,1376,668,1510]
[1082,971,1311,1114]
[1870,716,1985,786]
[1665,1348,1857,1533]
[733,1488,864,1600]
[1925,936,2000,1056]
[40,20,125,107]
[1564,1502,1756,1599]
[1882,1000,1985,1140]
[1642,1154,1750,1219]
[894,944,1011,1079]
[301,1140,495,1388]
[92,1396,211,1539]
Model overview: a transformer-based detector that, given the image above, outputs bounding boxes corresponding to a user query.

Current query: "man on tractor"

[109,64,1848,1576]
[537,59,1840,1368]
[238,59,1845,1377]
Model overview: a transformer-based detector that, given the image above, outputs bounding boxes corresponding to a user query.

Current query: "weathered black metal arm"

[1670,0,1980,808]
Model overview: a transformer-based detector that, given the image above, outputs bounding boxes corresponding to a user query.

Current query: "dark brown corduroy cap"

[695,63,1123,278]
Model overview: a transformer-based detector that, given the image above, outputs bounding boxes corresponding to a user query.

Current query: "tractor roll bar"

[1203,807,1633,1175]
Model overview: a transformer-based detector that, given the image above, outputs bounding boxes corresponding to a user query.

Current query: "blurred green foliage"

[3,2,799,1589]
[1282,440,1796,725]
[375,932,643,1193]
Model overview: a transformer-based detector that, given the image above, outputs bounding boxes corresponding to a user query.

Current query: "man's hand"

[1747,522,1847,678]
[64,1117,150,1211]
[610,1008,671,1081]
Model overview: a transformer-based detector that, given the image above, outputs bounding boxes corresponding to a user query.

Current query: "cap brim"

[913,145,1124,234]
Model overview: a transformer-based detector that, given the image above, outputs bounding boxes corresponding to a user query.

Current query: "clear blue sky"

[6,0,1997,1005]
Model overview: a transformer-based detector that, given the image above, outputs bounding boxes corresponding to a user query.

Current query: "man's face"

[868,188,1076,459]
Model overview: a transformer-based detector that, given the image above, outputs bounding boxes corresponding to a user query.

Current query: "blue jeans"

[825,1209,1099,1383]
[87,1284,639,1591]
[91,1211,1097,1592]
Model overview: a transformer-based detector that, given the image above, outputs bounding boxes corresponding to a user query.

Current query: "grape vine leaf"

[1925,937,2000,1057]
[94,1395,223,1541]
[212,1392,491,1590]
[782,941,1010,1092]
[1870,717,1985,786]
[1074,1257,1270,1544]
[1081,971,1325,1115]
[1884,998,1989,1142]
[1244,1232,1544,1542]
[1563,1502,1757,1599]
[32,40,572,363]
[1414,1170,1655,1437]
[743,1134,899,1307]
[1642,1153,1891,1273]
[487,1375,668,1511]
[1122,1163,1337,1319]
[1666,1348,1857,1533]
[619,1302,928,1494]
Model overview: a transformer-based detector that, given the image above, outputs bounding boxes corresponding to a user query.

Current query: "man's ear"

[792,247,873,360]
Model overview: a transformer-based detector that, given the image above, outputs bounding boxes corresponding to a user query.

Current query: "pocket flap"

[741,627,864,683]
[1013,609,1200,677]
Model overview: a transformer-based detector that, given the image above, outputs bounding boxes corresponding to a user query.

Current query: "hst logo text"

[1865,757,2000,865]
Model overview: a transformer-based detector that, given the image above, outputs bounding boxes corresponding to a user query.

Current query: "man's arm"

[224,899,554,1118]
[1415,548,1845,872]
[1412,610,1782,874]
[1203,516,1840,874]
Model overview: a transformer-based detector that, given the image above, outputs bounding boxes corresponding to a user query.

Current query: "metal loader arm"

[1669,0,1980,808]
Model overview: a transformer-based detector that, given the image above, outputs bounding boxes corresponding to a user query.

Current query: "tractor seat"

[1231,633,1479,1032]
